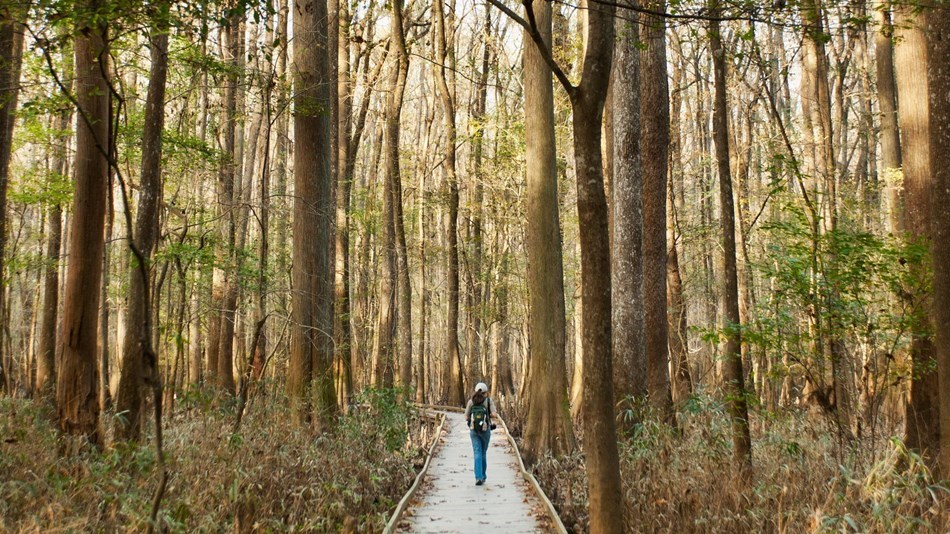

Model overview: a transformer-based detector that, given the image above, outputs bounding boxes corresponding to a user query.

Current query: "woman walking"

[465,382,497,486]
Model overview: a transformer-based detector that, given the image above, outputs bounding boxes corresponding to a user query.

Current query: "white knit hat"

[475,382,488,393]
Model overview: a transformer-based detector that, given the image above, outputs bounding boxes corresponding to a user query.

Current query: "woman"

[465,382,497,486]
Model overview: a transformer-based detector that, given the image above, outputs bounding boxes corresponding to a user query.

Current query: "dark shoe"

[475,479,484,486]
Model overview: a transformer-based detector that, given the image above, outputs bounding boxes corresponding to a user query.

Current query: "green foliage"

[744,193,921,398]
[343,387,413,453]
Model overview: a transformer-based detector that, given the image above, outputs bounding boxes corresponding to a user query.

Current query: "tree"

[57,0,109,445]
[207,9,241,394]
[639,0,674,419]
[930,0,950,478]
[521,0,575,463]
[36,106,71,400]
[800,0,854,443]
[487,0,624,528]
[290,0,338,430]
[894,0,940,464]
[434,0,464,405]
[0,0,25,395]
[610,5,646,414]
[372,0,410,391]
[708,0,752,471]
[114,11,170,442]
[873,0,902,232]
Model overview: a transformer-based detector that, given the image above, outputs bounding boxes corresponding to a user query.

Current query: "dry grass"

[0,388,435,532]
[520,395,949,533]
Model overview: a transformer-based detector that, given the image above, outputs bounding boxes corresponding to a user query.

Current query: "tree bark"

[334,0,353,406]
[709,2,752,471]
[290,0,339,431]
[610,8,645,414]
[36,105,71,399]
[57,0,109,445]
[639,0,673,419]
[207,12,241,393]
[434,0,464,405]
[114,21,169,442]
[0,1,24,396]
[894,2,940,464]
[929,1,950,478]
[874,0,902,232]
[521,0,575,463]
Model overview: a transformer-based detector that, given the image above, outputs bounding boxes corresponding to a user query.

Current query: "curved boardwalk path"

[394,411,555,533]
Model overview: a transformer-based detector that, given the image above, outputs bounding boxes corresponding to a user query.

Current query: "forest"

[0,0,948,531]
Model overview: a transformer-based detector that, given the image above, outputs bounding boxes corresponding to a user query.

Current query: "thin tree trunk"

[639,0,673,419]
[434,0,464,405]
[874,0,902,232]
[709,2,752,471]
[115,21,169,442]
[36,105,71,399]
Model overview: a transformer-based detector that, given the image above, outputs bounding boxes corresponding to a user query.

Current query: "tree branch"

[484,0,575,96]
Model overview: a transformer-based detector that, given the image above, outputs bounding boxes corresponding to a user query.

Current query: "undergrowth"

[0,388,434,532]
[522,394,948,533]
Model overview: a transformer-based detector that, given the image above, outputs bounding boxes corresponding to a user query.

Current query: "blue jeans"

[470,428,491,480]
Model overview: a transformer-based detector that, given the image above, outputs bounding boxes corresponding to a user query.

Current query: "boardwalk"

[396,411,552,533]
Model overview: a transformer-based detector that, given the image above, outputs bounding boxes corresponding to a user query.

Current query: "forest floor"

[506,394,949,533]
[0,388,435,532]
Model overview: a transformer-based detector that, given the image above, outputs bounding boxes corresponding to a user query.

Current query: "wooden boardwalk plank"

[397,412,550,533]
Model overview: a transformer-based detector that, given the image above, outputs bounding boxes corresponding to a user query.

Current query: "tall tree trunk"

[57,1,109,445]
[114,21,169,442]
[208,13,241,392]
[0,1,24,396]
[434,0,464,405]
[521,0,575,463]
[290,0,338,431]
[372,0,409,391]
[929,1,950,478]
[610,9,645,414]
[188,284,202,385]
[894,2,940,464]
[391,6,413,397]
[709,2,752,471]
[36,105,71,399]
[874,0,902,232]
[639,0,673,419]
[334,0,353,406]
[802,0,854,442]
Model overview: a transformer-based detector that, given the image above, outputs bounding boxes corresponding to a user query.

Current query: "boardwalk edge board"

[383,408,448,534]
[498,416,570,534]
